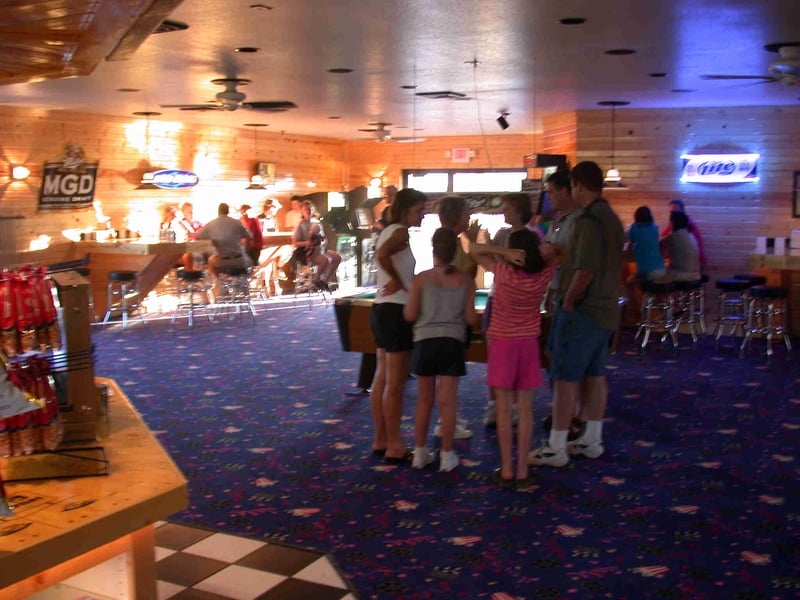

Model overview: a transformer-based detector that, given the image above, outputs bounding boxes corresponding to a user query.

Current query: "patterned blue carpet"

[92,302,799,599]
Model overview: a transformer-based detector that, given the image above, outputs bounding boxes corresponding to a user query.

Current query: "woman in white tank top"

[369,188,427,463]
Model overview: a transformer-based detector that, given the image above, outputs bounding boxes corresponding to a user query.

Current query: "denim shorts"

[412,337,466,377]
[370,302,413,352]
[549,310,613,382]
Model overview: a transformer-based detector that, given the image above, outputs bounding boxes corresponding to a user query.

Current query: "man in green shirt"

[530,161,625,467]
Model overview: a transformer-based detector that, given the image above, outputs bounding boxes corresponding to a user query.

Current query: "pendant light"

[245,123,269,190]
[598,101,629,185]
[133,111,161,190]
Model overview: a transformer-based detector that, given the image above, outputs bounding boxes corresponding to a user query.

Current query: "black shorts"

[370,302,413,352]
[412,337,467,377]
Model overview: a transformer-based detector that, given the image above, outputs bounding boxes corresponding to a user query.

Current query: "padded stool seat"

[750,285,787,300]
[102,270,145,327]
[222,266,250,277]
[740,285,791,357]
[635,280,677,353]
[715,278,751,293]
[108,270,138,282]
[733,273,768,287]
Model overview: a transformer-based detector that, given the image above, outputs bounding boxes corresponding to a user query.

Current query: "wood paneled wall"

[2,103,798,288]
[574,106,800,284]
[0,106,348,250]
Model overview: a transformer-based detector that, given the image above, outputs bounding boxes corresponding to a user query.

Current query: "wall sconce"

[306,180,317,188]
[11,165,30,180]
[246,174,266,190]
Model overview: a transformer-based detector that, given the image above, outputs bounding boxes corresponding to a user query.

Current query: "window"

[403,169,527,193]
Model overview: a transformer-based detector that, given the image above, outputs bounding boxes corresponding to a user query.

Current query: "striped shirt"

[487,261,554,339]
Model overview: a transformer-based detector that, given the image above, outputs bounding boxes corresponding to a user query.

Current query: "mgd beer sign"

[39,143,99,210]
[680,153,759,184]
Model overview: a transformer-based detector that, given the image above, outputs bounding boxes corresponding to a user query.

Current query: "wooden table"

[748,253,800,336]
[0,378,188,599]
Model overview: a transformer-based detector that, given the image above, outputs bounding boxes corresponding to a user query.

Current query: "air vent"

[415,91,470,100]
[154,20,189,34]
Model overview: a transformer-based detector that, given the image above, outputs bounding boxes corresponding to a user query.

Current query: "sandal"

[384,449,413,465]
[493,468,515,489]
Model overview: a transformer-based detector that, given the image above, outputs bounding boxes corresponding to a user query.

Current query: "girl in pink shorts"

[471,229,556,486]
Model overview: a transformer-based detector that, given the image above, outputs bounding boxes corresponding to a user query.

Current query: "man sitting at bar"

[196,203,252,277]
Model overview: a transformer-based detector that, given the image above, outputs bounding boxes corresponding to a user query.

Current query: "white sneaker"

[569,437,605,459]
[412,447,437,470]
[433,421,473,439]
[528,443,569,467]
[439,450,460,472]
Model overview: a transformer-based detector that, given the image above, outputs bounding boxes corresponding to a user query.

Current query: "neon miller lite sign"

[680,153,759,183]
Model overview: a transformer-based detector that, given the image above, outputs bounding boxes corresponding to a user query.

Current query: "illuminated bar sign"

[152,169,200,189]
[680,153,759,183]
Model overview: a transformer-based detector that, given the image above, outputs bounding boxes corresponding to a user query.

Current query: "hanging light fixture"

[133,111,162,190]
[598,100,629,185]
[245,123,269,189]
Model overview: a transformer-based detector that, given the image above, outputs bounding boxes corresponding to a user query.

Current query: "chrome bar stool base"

[102,270,145,328]
[739,285,792,358]
[635,280,677,354]
[172,270,214,327]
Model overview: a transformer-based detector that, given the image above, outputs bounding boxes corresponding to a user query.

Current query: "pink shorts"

[487,336,543,390]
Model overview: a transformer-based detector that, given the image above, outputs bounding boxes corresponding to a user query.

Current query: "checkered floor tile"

[29,522,357,600]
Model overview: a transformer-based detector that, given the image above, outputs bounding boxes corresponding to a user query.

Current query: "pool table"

[334,289,491,392]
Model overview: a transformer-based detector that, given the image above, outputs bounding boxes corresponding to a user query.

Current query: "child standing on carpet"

[404,228,476,472]
[471,229,556,486]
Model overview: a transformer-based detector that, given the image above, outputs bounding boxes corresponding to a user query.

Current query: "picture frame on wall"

[794,170,800,218]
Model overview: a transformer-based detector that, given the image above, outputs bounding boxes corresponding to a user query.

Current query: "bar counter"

[748,253,800,336]
[0,377,187,599]
[0,239,212,316]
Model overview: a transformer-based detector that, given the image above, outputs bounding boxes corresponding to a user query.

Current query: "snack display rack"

[1,270,107,483]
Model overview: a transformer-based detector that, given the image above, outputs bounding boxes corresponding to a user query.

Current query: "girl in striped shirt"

[471,229,556,486]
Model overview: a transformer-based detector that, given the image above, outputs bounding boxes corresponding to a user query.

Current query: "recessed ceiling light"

[328,116,341,119]
[605,48,636,56]
[328,68,353,74]
[235,47,260,53]
[597,100,630,107]
[116,88,140,93]
[671,88,695,93]
[649,72,668,78]
[559,17,586,25]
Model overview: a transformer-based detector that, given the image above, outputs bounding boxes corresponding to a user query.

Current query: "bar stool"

[739,285,792,358]
[673,279,703,345]
[102,270,145,327]
[215,266,257,318]
[635,279,677,353]
[733,273,768,287]
[171,270,213,327]
[713,278,751,348]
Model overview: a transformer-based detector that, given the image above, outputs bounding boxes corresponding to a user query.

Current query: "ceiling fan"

[160,78,298,112]
[701,43,800,85]
[357,122,426,143]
